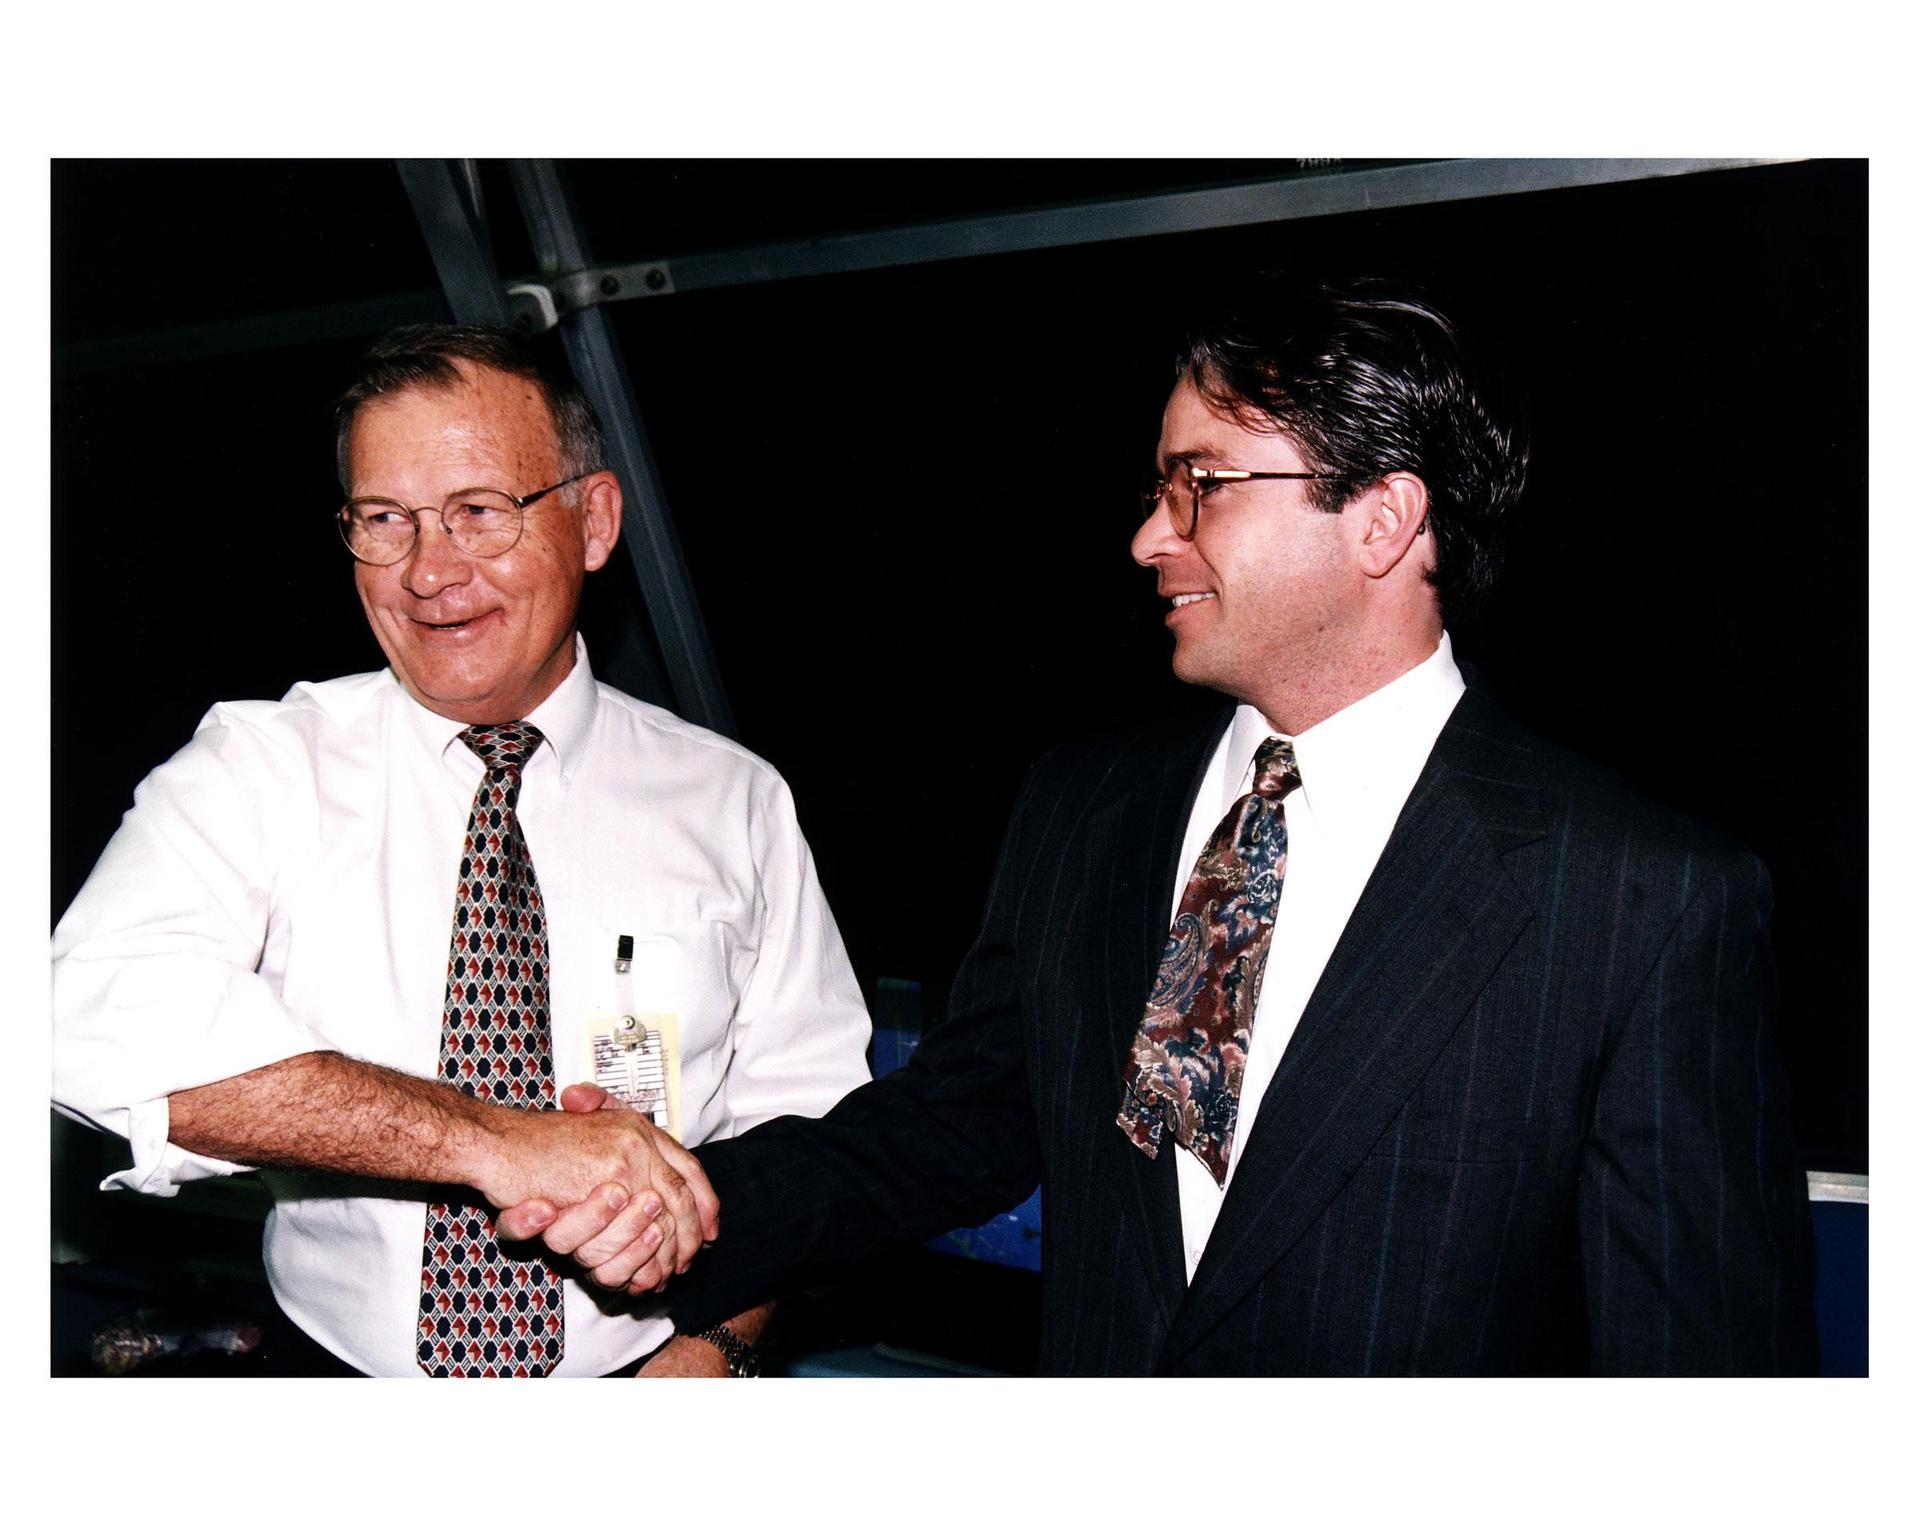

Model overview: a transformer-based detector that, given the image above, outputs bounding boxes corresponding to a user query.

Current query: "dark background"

[52,160,1868,1184]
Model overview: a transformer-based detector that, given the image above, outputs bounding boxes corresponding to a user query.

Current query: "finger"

[652,1135,722,1245]
[606,1120,697,1264]
[559,1081,613,1115]
[574,1204,669,1273]
[645,1158,705,1273]
[537,1183,636,1258]
[495,1198,557,1243]
[589,1231,670,1292]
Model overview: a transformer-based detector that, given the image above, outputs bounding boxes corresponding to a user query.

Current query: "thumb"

[558,1081,613,1114]
[496,1198,557,1241]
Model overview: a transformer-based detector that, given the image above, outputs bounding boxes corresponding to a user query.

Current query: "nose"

[400,512,475,597]
[1130,493,1184,568]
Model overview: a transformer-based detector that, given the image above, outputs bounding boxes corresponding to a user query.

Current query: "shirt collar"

[1222,630,1465,834]
[524,635,598,780]
[392,633,600,782]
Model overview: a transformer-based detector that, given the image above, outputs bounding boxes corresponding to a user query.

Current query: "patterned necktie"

[1117,735,1301,1187]
[418,721,564,1377]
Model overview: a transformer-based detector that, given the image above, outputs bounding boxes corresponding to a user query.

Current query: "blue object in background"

[870,979,1043,1273]
[1809,1185,1867,1376]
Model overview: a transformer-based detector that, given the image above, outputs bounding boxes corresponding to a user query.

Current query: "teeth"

[1171,593,1216,608]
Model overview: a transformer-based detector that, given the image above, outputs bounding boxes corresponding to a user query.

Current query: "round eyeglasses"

[1141,459,1333,540]
[337,473,596,566]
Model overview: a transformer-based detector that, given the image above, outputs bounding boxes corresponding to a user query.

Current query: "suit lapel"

[1084,713,1225,1330]
[1165,690,1549,1360]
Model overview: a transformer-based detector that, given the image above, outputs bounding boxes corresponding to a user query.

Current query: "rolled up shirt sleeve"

[53,705,334,1195]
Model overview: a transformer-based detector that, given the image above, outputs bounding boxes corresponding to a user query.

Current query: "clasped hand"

[490,1084,717,1294]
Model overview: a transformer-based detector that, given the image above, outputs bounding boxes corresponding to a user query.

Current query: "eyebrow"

[1157,443,1232,469]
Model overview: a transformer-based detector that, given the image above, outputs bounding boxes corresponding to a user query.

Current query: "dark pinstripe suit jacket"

[676,688,1817,1373]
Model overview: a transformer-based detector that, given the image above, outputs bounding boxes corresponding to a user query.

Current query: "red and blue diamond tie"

[418,721,564,1376]
[1117,736,1301,1187]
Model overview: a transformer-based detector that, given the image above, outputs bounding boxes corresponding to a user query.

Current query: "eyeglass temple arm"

[1190,468,1328,484]
[518,469,601,509]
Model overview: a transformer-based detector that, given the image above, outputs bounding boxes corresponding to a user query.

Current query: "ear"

[581,471,623,572]
[1353,472,1430,580]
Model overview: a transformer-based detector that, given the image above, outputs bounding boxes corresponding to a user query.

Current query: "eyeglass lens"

[1142,461,1200,536]
[340,490,523,565]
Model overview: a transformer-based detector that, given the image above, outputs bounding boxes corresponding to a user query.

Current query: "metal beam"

[395,159,516,329]
[507,160,736,737]
[1807,1172,1868,1204]
[531,158,1796,319]
[57,160,1798,373]
[53,289,449,378]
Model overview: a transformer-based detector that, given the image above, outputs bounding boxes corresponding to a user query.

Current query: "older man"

[53,324,871,1376]
[512,273,1816,1374]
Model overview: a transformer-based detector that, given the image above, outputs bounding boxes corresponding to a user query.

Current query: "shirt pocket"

[575,920,740,1139]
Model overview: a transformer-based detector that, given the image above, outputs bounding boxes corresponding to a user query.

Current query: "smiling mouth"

[414,611,493,633]
[1170,592,1216,608]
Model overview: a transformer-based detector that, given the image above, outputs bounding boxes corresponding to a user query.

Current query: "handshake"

[484,1083,719,1296]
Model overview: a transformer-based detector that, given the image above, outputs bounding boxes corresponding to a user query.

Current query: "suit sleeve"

[1577,847,1817,1373]
[669,768,1048,1333]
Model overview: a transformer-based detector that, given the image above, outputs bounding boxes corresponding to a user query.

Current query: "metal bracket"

[497,264,675,333]
[505,281,560,335]
[544,261,677,320]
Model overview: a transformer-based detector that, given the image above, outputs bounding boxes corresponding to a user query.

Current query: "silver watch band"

[689,1323,761,1377]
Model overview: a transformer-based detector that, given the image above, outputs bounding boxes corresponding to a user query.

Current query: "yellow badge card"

[585,1013,680,1137]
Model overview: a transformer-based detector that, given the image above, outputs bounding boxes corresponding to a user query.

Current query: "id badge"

[586,1012,679,1134]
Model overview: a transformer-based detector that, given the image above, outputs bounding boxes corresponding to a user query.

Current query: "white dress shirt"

[1169,633,1466,1280]
[53,639,872,1375]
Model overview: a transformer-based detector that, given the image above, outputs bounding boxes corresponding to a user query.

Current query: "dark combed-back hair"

[1177,273,1529,628]
[332,322,606,490]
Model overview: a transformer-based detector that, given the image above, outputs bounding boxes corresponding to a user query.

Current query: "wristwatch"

[690,1323,761,1377]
